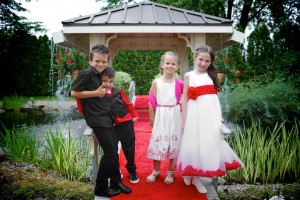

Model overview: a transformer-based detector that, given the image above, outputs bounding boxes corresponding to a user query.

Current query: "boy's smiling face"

[89,52,109,73]
[101,75,114,93]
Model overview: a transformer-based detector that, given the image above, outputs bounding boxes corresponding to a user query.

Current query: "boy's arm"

[119,88,139,118]
[71,84,106,99]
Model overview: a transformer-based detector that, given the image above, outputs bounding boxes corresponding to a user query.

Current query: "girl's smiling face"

[194,52,211,74]
[161,55,179,75]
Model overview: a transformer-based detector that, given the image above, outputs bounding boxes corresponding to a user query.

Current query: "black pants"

[115,120,137,174]
[92,126,121,193]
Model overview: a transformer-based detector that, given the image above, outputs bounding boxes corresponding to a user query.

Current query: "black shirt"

[71,66,113,127]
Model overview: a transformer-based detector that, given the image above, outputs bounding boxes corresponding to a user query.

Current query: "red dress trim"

[177,160,242,177]
[188,85,217,100]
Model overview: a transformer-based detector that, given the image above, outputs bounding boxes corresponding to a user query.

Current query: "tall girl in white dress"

[147,51,183,184]
[176,45,243,193]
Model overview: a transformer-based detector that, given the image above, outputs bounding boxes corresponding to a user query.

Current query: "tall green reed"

[0,126,40,164]
[43,128,91,181]
[227,119,299,184]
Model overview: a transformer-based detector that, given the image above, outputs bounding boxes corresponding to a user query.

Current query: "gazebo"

[52,0,244,76]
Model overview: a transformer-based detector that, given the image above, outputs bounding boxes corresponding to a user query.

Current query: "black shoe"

[95,187,121,197]
[130,173,139,184]
[112,182,132,194]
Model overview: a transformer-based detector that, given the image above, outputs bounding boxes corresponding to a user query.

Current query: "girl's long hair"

[194,45,222,92]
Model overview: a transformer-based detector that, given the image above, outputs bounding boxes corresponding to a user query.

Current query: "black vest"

[110,87,128,118]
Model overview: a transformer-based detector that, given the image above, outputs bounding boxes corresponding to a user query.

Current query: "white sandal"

[146,170,160,183]
[164,170,174,184]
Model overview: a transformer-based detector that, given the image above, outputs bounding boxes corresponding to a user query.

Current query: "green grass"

[1,94,29,111]
[0,95,75,111]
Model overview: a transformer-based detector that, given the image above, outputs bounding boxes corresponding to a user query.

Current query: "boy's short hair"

[89,44,110,61]
[100,66,115,79]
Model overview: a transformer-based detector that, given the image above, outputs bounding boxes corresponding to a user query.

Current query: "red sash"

[188,85,217,100]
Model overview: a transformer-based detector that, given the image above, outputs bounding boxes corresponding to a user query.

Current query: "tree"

[0,0,50,97]
[150,0,299,33]
[101,0,135,10]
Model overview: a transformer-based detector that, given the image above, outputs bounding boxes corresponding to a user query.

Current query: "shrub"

[114,71,132,96]
[222,77,300,128]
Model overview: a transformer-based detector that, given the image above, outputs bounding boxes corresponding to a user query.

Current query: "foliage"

[0,0,49,98]
[226,119,300,184]
[0,0,45,38]
[151,0,227,19]
[223,77,300,128]
[273,50,300,88]
[0,166,94,200]
[247,24,274,67]
[246,23,300,88]
[43,128,90,181]
[101,0,135,10]
[214,45,246,85]
[53,49,89,79]
[152,0,299,32]
[273,21,300,53]
[113,50,165,94]
[1,94,29,111]
[0,31,51,97]
[0,126,40,164]
[113,71,132,96]
[215,49,236,75]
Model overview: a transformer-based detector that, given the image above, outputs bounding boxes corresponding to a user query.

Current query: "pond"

[0,100,88,142]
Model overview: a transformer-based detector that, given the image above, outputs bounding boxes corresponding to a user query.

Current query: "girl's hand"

[149,120,154,127]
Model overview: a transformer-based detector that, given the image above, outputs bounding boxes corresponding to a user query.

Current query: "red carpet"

[133,95,149,110]
[112,96,208,200]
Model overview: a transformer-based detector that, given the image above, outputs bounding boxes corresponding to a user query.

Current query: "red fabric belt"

[188,85,217,100]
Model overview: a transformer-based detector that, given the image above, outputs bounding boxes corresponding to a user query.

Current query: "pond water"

[0,101,88,143]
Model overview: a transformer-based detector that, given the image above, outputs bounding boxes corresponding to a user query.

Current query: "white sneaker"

[183,176,192,185]
[192,177,207,193]
[94,195,110,200]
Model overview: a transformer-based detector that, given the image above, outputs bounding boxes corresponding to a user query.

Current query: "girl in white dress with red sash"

[176,45,243,193]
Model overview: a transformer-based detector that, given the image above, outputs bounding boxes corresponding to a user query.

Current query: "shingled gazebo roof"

[62,1,233,27]
[53,0,244,75]
[54,0,243,51]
